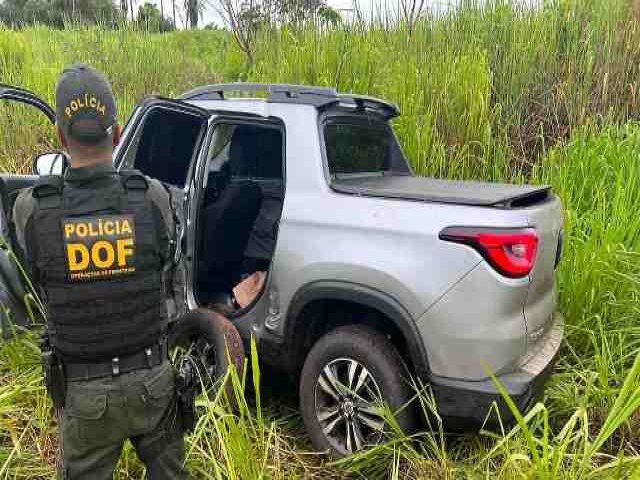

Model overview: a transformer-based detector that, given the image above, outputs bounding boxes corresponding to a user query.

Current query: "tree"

[0,0,63,27]
[399,0,425,36]
[317,3,339,25]
[119,0,127,20]
[183,0,200,27]
[215,0,263,63]
[276,0,322,24]
[0,0,118,27]
[215,0,335,63]
[137,1,173,31]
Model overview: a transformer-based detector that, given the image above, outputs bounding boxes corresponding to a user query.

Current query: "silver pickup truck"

[0,83,564,455]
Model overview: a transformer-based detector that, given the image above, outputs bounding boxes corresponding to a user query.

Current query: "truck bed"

[331,175,551,208]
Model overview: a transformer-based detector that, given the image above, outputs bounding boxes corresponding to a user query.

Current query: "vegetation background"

[1,0,640,478]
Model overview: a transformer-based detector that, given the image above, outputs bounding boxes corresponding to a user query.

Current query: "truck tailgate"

[331,175,551,208]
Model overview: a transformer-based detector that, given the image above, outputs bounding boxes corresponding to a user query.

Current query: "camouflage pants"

[58,361,187,479]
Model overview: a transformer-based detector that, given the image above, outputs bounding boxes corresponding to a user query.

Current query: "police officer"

[11,64,187,479]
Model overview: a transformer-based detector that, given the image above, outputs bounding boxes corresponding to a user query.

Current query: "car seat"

[241,127,285,273]
[197,131,263,297]
[242,181,284,273]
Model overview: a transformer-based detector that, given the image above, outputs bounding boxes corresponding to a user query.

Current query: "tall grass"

[1,0,639,477]
[0,333,341,479]
[2,1,640,177]
[532,124,640,439]
[0,25,243,173]
[248,0,640,179]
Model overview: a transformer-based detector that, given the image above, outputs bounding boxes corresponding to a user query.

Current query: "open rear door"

[0,85,55,337]
[114,96,211,319]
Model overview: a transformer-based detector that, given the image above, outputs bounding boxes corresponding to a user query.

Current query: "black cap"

[55,64,117,142]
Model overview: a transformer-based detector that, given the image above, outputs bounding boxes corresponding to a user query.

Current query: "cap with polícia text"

[55,64,117,142]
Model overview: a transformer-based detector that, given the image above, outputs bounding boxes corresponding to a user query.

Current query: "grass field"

[1,0,640,478]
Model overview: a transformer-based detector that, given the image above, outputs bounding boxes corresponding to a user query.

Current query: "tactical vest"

[28,170,167,362]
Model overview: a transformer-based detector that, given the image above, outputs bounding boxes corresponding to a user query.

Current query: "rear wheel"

[299,325,415,456]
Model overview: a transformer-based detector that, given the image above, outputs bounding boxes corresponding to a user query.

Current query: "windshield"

[324,120,411,178]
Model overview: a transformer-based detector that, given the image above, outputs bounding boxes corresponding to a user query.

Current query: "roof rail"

[179,83,338,107]
[179,82,400,119]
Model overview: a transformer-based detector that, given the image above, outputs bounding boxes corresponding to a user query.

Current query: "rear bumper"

[430,312,563,428]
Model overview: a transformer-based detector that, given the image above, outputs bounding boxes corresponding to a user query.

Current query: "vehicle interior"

[195,121,285,312]
[124,106,285,315]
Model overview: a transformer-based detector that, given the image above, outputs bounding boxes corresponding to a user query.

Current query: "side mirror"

[32,151,68,176]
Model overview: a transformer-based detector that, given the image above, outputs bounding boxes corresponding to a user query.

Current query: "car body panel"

[524,195,563,349]
[417,261,529,379]
[274,189,534,328]
[430,312,563,426]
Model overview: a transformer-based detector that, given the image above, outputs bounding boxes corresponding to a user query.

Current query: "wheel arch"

[284,280,430,380]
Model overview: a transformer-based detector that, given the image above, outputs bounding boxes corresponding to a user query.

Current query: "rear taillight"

[439,227,538,278]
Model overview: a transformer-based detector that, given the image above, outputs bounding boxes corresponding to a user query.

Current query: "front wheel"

[299,325,416,456]
[168,308,244,399]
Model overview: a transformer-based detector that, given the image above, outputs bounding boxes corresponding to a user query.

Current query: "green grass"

[1,0,640,477]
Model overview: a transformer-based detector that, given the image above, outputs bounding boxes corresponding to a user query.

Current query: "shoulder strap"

[119,169,149,203]
[32,175,64,209]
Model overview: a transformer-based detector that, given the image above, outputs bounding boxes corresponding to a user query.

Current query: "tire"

[168,308,245,401]
[299,325,416,456]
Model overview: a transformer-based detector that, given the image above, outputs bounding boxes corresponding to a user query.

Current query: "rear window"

[125,107,205,187]
[324,121,410,177]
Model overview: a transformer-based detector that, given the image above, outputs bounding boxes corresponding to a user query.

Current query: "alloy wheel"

[313,357,386,454]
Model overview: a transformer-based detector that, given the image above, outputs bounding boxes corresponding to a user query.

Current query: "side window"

[122,107,205,187]
[207,123,283,180]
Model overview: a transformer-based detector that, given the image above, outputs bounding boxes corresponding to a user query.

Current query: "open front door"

[114,97,211,318]
[0,84,55,230]
[0,84,56,185]
[0,84,56,123]
[0,85,55,337]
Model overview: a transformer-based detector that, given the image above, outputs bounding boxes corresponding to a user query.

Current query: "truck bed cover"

[331,175,551,208]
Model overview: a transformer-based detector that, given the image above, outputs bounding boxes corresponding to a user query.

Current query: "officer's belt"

[64,342,168,381]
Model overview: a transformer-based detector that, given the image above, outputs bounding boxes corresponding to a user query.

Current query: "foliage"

[183,0,199,28]
[274,0,324,24]
[0,26,232,172]
[215,0,340,63]
[0,0,639,477]
[316,3,339,25]
[136,1,174,31]
[247,0,640,181]
[0,0,118,27]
